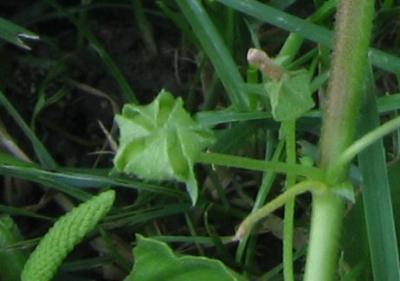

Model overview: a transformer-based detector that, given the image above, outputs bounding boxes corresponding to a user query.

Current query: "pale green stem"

[283,121,296,281]
[330,115,400,177]
[198,152,324,180]
[234,180,327,241]
[304,0,375,280]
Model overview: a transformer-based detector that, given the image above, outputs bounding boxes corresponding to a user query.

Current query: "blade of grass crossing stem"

[218,0,332,45]
[176,0,249,111]
[216,0,400,75]
[0,151,183,198]
[0,90,57,169]
[357,66,400,280]
[102,203,191,229]
[0,157,92,201]
[278,0,336,63]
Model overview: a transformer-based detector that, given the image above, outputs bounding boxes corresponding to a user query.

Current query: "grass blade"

[176,0,249,111]
[0,90,57,169]
[0,152,184,198]
[0,17,39,50]
[357,67,400,280]
[216,0,400,74]
[217,0,332,45]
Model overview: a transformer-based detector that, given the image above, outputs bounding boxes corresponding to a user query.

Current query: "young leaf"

[265,69,314,121]
[124,235,247,281]
[21,190,115,281]
[113,90,215,204]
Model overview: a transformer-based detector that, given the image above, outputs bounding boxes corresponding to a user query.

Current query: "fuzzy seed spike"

[21,190,115,281]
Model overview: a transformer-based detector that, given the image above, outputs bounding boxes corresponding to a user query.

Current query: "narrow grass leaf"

[357,67,400,280]
[103,203,190,229]
[217,0,332,45]
[88,34,138,103]
[131,0,158,57]
[0,17,39,50]
[0,90,57,169]
[0,205,53,221]
[216,0,400,74]
[0,152,183,198]
[177,0,249,111]
[157,1,199,46]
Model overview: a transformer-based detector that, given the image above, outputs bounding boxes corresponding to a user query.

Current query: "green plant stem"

[247,65,259,110]
[282,121,296,281]
[278,0,336,63]
[304,0,375,280]
[234,180,327,240]
[235,139,284,263]
[277,4,335,275]
[331,115,400,176]
[304,193,345,280]
[198,152,324,180]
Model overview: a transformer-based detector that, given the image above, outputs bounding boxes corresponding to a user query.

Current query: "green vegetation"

[0,0,400,280]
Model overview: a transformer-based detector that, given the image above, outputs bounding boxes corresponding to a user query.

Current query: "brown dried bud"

[247,48,284,80]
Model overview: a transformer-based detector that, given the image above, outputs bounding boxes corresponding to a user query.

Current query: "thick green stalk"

[304,1,375,280]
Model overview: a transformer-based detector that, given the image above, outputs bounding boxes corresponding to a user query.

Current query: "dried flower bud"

[247,48,284,80]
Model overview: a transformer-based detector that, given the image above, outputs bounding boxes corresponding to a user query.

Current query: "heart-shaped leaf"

[113,90,215,204]
[266,69,314,121]
[124,235,247,281]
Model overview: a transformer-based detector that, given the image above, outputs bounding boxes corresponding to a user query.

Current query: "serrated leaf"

[124,235,247,281]
[113,90,215,204]
[265,69,314,121]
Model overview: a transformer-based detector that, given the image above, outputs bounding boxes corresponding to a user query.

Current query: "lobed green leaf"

[114,90,215,204]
